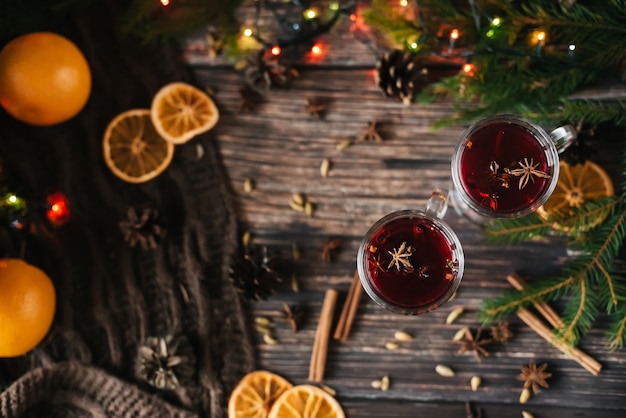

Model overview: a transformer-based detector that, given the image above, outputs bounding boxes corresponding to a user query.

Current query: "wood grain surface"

[185,2,626,416]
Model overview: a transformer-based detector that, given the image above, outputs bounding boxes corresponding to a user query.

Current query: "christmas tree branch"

[608,308,626,350]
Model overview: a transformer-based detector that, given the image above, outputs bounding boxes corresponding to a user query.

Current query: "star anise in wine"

[387,241,414,272]
[455,327,491,363]
[506,158,550,190]
[490,321,513,344]
[358,119,383,142]
[282,302,305,333]
[517,360,552,394]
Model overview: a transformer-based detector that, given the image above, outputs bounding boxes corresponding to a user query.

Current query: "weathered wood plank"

[187,25,626,415]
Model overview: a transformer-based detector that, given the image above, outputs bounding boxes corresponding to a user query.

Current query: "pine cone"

[119,206,164,250]
[136,334,196,390]
[375,50,432,105]
[243,49,298,94]
[229,245,285,301]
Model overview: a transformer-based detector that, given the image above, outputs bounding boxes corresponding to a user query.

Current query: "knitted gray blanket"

[0,1,254,416]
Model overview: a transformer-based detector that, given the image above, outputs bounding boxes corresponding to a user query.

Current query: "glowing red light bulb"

[270,46,281,56]
[46,192,70,226]
[311,44,322,56]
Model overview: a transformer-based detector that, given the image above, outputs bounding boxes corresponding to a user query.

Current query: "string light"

[160,0,170,6]
[329,2,339,11]
[569,44,576,63]
[311,43,323,57]
[303,8,318,20]
[491,17,501,27]
[448,28,459,53]
[45,192,70,227]
[463,63,476,76]
[400,0,408,6]
[534,31,546,56]
[271,45,281,56]
[243,28,253,37]
[409,41,419,50]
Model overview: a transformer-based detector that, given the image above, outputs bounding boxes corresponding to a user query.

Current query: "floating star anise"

[455,327,492,363]
[358,119,383,142]
[119,207,163,250]
[490,321,514,344]
[305,97,327,119]
[387,241,414,272]
[506,158,550,190]
[517,360,552,394]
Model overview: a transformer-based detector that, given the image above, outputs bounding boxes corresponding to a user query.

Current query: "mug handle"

[426,189,448,219]
[550,124,577,153]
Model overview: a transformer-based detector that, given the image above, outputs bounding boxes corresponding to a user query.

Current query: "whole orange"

[0,259,56,357]
[0,32,91,126]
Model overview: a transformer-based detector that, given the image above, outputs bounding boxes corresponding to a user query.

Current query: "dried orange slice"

[267,385,345,418]
[228,370,293,418]
[537,160,614,229]
[151,82,219,144]
[103,109,174,183]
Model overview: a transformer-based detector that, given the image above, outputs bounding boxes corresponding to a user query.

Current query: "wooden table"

[183,4,626,416]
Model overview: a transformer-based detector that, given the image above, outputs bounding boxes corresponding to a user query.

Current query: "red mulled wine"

[358,211,463,314]
[457,121,552,214]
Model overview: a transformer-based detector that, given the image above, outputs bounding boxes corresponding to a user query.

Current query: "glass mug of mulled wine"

[357,191,464,315]
[450,114,576,222]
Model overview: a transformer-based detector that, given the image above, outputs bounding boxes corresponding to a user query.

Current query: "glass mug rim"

[451,114,562,219]
[356,209,464,315]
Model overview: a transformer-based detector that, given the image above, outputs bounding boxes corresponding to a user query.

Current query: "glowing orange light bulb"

[160,0,170,6]
[311,44,322,56]
[400,0,408,6]
[450,29,460,40]
[463,63,475,74]
[271,46,281,56]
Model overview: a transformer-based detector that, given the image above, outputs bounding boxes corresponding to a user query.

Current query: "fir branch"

[483,213,553,245]
[558,274,599,345]
[551,197,623,238]
[558,100,626,127]
[608,307,626,350]
[480,275,577,321]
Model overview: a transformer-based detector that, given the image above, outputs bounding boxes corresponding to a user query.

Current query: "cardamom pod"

[320,159,331,177]
[290,200,305,212]
[435,364,455,377]
[521,412,535,418]
[320,384,336,396]
[452,327,468,341]
[380,375,390,391]
[394,331,413,341]
[263,333,279,345]
[242,231,251,248]
[336,139,353,151]
[292,243,301,260]
[254,324,272,335]
[305,201,314,217]
[291,273,299,293]
[254,316,271,326]
[385,341,399,351]
[243,178,254,193]
[446,306,464,324]
[370,380,382,389]
[470,376,481,391]
[292,193,305,206]
[519,388,531,404]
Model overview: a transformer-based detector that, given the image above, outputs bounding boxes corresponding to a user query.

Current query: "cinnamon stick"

[334,271,363,342]
[506,273,601,375]
[309,288,339,382]
[516,307,601,375]
[507,273,565,329]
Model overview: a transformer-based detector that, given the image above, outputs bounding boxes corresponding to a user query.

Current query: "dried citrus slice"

[151,82,219,144]
[267,385,345,418]
[103,109,174,183]
[537,160,614,229]
[228,370,293,418]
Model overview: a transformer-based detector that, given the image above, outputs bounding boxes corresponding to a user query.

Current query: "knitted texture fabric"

[0,1,255,416]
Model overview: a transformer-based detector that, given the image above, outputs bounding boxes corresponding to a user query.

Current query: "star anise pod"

[490,321,513,344]
[282,302,306,332]
[229,245,285,300]
[358,119,383,142]
[243,49,298,94]
[119,207,164,250]
[517,360,552,394]
[321,238,342,264]
[455,327,492,363]
[305,97,327,119]
[239,87,262,114]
